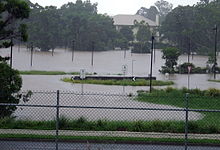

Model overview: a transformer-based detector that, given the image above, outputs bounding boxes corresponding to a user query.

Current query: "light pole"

[10,38,13,68]
[187,37,191,89]
[188,37,191,64]
[91,41,94,66]
[213,25,218,79]
[149,35,155,93]
[72,40,75,62]
[30,43,33,67]
[132,60,136,77]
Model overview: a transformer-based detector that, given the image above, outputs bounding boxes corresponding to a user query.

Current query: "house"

[112,14,159,35]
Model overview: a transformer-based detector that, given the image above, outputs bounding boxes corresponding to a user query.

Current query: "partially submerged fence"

[0,90,220,150]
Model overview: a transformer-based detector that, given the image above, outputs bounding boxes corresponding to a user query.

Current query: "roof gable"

[112,14,157,26]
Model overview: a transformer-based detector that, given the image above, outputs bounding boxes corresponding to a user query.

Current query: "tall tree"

[27,6,61,51]
[160,1,220,54]
[0,0,30,48]
[135,21,151,42]
[155,0,173,23]
[0,0,30,118]
[119,26,134,42]
[161,47,180,73]
[136,6,159,21]
[26,0,117,51]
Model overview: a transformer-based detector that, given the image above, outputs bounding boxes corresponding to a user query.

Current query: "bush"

[131,42,151,53]
[0,63,22,118]
[205,88,220,97]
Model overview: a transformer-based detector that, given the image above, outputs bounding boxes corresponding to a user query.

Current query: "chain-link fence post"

[185,93,189,150]
[56,90,60,150]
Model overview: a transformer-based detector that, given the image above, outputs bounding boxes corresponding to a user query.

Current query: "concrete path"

[1,129,220,140]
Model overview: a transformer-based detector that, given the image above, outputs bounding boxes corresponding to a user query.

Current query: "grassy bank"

[62,78,174,86]
[208,79,220,83]
[1,134,220,145]
[136,87,220,134]
[0,114,220,134]
[19,70,79,75]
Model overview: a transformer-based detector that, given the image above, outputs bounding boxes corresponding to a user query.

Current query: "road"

[0,141,220,150]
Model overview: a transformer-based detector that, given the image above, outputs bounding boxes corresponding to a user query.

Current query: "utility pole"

[10,38,13,68]
[149,35,154,93]
[188,37,191,64]
[30,43,33,66]
[91,41,94,66]
[213,25,218,80]
[72,40,75,62]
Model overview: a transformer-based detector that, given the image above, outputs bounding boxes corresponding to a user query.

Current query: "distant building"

[112,14,159,41]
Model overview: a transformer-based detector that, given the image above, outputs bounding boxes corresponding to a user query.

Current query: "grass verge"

[19,70,79,75]
[1,134,220,145]
[208,79,220,83]
[62,78,174,86]
[136,87,220,134]
[0,115,219,134]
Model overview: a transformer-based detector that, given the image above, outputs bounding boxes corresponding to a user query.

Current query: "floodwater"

[0,46,219,92]
[1,47,211,121]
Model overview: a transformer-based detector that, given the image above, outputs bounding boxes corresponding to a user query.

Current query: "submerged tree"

[161,47,180,73]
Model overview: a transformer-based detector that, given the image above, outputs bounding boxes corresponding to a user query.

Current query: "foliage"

[136,0,172,24]
[119,26,134,42]
[136,6,159,21]
[62,78,174,86]
[0,63,22,118]
[160,1,220,55]
[0,0,30,118]
[160,47,180,73]
[25,0,118,51]
[131,42,151,53]
[135,21,151,42]
[0,0,30,48]
[177,62,207,74]
[155,0,173,23]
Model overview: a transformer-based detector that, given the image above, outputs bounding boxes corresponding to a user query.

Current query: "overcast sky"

[30,0,200,15]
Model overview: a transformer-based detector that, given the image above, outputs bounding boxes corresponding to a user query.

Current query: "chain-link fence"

[0,90,220,150]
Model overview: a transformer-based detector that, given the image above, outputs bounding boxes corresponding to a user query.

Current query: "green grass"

[19,70,79,75]
[0,115,219,134]
[1,134,220,145]
[62,78,174,86]
[208,79,220,83]
[136,87,220,134]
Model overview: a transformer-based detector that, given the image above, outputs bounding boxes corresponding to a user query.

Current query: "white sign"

[122,65,128,75]
[80,69,86,79]
[188,66,192,73]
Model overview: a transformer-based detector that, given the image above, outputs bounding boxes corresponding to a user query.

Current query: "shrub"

[205,88,220,97]
[0,63,22,118]
[131,42,151,53]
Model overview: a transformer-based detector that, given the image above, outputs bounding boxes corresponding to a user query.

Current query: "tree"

[27,6,61,51]
[119,26,134,42]
[0,0,30,48]
[26,0,117,51]
[160,1,220,55]
[0,0,30,118]
[135,21,151,42]
[136,6,159,21]
[161,47,180,73]
[0,62,22,118]
[155,0,173,23]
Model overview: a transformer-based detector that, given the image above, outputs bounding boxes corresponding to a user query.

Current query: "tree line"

[23,0,152,52]
[160,0,220,55]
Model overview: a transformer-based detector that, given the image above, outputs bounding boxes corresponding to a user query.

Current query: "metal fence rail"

[0,90,220,150]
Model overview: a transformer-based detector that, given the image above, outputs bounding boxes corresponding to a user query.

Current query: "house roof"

[112,14,157,26]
